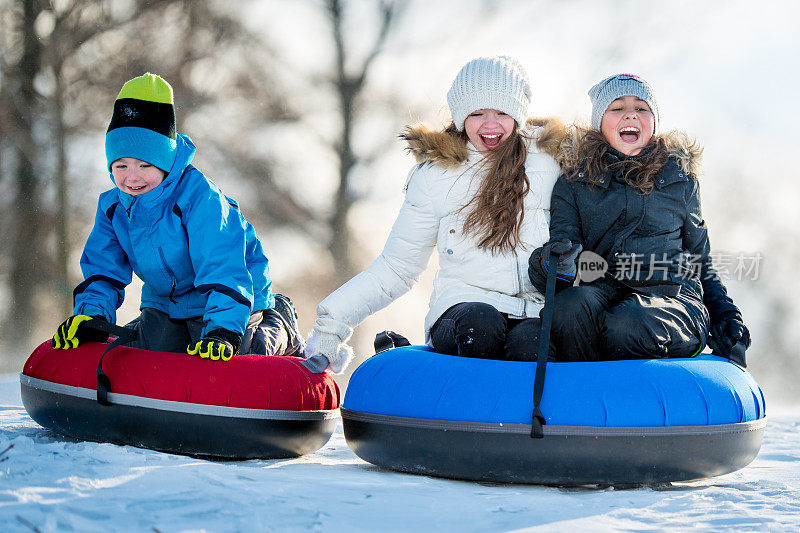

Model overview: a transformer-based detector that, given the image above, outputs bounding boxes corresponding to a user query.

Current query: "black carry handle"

[374,330,411,354]
[531,247,558,439]
[79,319,138,406]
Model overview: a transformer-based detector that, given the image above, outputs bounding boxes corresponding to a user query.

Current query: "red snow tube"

[20,340,340,458]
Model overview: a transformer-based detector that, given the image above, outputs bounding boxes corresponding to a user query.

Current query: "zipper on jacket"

[168,281,177,304]
[125,198,136,218]
[157,247,178,304]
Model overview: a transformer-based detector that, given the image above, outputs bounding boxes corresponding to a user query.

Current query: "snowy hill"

[1,374,799,532]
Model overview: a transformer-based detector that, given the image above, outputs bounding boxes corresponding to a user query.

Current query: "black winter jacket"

[549,145,741,324]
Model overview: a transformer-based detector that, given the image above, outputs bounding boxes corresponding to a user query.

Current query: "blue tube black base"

[342,409,765,485]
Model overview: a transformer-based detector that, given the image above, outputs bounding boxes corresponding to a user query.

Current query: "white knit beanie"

[588,73,659,133]
[446,56,531,131]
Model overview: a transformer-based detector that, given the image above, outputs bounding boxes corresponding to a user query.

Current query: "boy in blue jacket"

[52,73,303,361]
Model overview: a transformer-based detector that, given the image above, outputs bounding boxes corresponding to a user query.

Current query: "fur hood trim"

[557,126,703,177]
[400,117,566,169]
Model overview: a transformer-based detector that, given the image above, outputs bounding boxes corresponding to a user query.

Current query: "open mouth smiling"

[479,133,503,148]
[619,126,640,144]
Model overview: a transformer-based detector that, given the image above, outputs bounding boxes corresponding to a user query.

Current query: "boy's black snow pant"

[124,306,303,356]
[549,280,709,362]
[429,302,544,362]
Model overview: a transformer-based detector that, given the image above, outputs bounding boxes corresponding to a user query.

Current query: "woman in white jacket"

[304,56,564,374]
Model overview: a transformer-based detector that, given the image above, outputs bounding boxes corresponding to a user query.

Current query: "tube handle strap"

[81,320,138,406]
[531,247,558,439]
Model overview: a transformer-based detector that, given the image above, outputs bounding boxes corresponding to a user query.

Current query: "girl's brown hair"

[568,128,669,194]
[446,122,530,254]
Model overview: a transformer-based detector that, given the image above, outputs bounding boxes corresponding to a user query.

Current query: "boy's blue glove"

[707,315,750,367]
[52,315,110,349]
[528,239,583,292]
[187,328,242,362]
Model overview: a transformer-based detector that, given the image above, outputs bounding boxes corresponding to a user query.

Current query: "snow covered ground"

[1,374,799,532]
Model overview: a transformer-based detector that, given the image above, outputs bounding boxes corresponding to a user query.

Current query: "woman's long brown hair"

[445,122,530,254]
[568,128,669,194]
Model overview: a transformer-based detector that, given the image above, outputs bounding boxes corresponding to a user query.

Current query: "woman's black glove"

[528,239,583,292]
[707,314,750,367]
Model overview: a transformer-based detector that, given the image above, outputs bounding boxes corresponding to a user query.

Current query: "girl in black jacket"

[529,73,750,364]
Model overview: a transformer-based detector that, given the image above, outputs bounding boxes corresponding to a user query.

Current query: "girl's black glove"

[707,315,750,367]
[528,239,583,292]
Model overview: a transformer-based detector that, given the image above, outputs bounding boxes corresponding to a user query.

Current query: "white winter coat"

[307,119,564,372]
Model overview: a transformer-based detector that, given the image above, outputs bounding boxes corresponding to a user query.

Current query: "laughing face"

[600,95,655,156]
[111,157,166,195]
[464,109,516,156]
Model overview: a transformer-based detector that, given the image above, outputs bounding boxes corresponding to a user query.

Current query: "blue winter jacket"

[73,134,274,337]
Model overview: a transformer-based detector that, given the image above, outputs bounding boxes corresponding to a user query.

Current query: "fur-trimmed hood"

[400,117,566,169]
[557,126,703,178]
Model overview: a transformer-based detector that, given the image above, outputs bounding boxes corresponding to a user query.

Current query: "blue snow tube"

[342,346,766,485]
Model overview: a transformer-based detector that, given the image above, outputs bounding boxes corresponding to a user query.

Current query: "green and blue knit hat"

[105,73,178,172]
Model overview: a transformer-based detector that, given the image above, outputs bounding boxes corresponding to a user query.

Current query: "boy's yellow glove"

[52,315,109,349]
[186,329,241,362]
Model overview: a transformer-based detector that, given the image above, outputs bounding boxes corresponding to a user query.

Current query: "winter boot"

[273,293,305,356]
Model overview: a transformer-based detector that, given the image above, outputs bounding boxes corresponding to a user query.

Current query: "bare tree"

[2,0,44,349]
[324,0,404,285]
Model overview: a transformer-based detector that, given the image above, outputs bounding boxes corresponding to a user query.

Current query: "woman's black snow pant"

[429,302,544,362]
[549,280,709,362]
